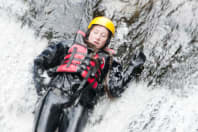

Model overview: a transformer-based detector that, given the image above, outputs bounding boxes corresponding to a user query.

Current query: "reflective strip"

[66,47,77,67]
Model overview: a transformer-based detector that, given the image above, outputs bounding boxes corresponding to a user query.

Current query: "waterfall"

[0,0,47,131]
[1,0,198,132]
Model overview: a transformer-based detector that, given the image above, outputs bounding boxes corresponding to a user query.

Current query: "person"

[32,16,146,132]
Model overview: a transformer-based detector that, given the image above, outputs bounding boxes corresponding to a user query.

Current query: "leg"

[58,104,89,132]
[33,89,70,132]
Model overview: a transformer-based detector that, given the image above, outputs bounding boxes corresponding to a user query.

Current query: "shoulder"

[104,48,116,55]
[59,40,73,47]
[49,39,73,49]
[98,47,116,58]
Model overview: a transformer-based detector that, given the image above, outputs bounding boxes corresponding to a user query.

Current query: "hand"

[130,51,146,67]
[130,51,146,75]
[34,71,51,96]
[41,71,51,85]
[47,67,57,77]
[77,56,93,77]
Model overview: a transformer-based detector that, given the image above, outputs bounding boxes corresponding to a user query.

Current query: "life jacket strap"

[66,47,77,67]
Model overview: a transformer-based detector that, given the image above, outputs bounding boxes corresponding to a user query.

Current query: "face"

[88,25,109,49]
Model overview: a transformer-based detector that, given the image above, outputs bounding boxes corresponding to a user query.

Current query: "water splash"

[2,0,198,132]
[0,1,48,131]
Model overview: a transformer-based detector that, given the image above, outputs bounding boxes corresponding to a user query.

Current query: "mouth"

[93,41,99,45]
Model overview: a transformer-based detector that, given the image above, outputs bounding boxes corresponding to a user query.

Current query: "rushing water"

[0,0,48,131]
[1,0,198,132]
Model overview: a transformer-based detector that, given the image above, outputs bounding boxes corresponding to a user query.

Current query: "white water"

[0,0,47,131]
[1,1,198,132]
[84,82,198,132]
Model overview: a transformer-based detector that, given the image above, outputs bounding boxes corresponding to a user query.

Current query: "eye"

[101,33,108,38]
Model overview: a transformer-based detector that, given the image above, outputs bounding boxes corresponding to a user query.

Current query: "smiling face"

[88,25,109,49]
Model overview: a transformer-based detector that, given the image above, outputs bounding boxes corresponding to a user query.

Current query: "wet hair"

[85,25,112,49]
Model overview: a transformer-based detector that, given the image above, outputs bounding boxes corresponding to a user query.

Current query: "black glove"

[47,67,58,77]
[33,69,50,96]
[130,51,146,76]
[78,56,100,78]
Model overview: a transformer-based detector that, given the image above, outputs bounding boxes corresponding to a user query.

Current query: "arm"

[108,52,146,97]
[33,41,70,95]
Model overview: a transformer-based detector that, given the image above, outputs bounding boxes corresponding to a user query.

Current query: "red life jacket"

[56,30,115,89]
[56,43,105,89]
[56,43,87,72]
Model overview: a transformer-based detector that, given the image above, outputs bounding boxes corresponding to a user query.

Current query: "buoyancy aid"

[56,43,105,89]
[56,43,88,73]
[56,30,115,89]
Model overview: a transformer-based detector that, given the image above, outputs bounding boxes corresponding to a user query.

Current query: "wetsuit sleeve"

[108,60,124,97]
[33,41,70,95]
[108,52,146,97]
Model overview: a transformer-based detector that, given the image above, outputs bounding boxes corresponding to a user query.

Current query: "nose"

[95,34,100,40]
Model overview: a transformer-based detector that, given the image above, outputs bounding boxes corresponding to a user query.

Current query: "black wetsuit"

[32,32,146,132]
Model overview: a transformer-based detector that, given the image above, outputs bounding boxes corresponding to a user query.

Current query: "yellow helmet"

[88,16,115,36]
